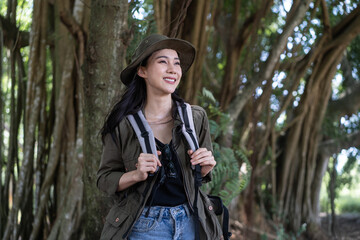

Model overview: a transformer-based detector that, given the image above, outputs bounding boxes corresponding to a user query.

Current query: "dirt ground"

[320,213,360,240]
[228,213,360,240]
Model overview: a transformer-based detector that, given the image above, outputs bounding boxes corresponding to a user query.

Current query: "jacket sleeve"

[192,105,213,183]
[96,130,125,196]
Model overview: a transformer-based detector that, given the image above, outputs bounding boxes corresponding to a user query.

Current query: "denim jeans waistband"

[142,203,191,220]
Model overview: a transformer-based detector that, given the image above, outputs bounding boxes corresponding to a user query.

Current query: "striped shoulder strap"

[176,102,199,152]
[126,110,158,158]
[127,102,199,157]
[126,102,200,175]
[127,102,203,240]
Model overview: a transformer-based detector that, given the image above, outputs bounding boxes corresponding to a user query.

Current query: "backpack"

[127,101,231,240]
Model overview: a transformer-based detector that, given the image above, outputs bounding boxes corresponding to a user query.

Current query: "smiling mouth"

[164,77,176,83]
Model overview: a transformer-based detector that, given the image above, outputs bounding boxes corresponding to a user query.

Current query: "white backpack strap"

[177,101,203,240]
[127,110,158,158]
[176,102,199,152]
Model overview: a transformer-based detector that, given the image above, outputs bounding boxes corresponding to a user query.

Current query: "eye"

[175,61,181,65]
[159,60,167,64]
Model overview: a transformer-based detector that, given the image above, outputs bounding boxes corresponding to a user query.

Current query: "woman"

[97,34,222,240]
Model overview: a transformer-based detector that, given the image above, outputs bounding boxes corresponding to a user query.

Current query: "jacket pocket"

[198,190,223,239]
[100,204,133,240]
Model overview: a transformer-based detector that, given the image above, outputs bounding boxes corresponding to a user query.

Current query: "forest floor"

[229,213,360,240]
[320,212,360,240]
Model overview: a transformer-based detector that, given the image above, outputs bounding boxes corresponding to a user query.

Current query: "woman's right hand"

[134,151,162,181]
[117,151,162,192]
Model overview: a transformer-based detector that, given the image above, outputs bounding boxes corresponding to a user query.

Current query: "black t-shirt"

[146,139,187,206]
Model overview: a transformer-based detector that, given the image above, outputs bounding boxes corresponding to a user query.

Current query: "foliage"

[199,88,230,140]
[199,88,251,206]
[337,196,360,214]
[267,223,306,240]
[127,0,157,64]
[320,149,360,214]
[1,0,360,239]
[337,152,359,188]
[347,35,360,80]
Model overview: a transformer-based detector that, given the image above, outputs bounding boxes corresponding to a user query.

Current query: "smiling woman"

[137,49,182,98]
[96,34,221,240]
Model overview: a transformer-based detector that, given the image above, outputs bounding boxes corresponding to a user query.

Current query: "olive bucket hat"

[120,34,196,86]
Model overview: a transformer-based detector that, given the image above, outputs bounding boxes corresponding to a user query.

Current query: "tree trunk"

[180,0,215,104]
[154,0,192,38]
[3,45,17,237]
[226,0,312,142]
[329,157,337,237]
[219,0,273,108]
[277,6,360,236]
[3,0,48,238]
[153,0,171,35]
[0,29,4,238]
[1,1,360,239]
[153,0,211,104]
[46,1,88,239]
[83,0,129,238]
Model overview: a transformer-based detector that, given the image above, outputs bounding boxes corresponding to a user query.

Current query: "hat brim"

[120,38,196,86]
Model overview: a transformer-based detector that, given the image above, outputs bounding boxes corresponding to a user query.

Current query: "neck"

[144,94,173,121]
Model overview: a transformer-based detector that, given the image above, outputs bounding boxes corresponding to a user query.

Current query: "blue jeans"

[128,204,195,240]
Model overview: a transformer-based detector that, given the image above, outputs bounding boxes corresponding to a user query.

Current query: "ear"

[137,66,147,78]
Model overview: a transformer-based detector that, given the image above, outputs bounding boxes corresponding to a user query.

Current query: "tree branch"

[227,0,312,130]
[0,15,29,49]
[320,0,331,33]
[319,131,360,157]
[327,83,360,118]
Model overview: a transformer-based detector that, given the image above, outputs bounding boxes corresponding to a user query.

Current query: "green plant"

[199,87,251,206]
[273,223,307,240]
[337,196,360,214]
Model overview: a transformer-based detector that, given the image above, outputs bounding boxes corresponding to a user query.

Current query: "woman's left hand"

[188,148,216,177]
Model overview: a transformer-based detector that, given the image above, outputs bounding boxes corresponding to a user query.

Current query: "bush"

[199,87,252,206]
[337,196,360,214]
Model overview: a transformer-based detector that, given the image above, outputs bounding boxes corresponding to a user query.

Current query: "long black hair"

[100,72,184,142]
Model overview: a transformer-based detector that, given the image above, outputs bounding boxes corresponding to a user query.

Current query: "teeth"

[164,78,175,82]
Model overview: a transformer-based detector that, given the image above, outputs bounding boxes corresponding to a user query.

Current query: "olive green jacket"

[97,105,223,240]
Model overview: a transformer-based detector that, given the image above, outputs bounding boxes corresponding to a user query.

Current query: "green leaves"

[201,87,217,104]
[199,87,251,206]
[201,142,251,206]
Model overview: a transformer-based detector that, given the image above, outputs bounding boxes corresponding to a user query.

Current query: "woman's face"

[137,49,182,97]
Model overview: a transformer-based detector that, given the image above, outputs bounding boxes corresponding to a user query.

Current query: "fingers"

[156,151,162,166]
[137,153,162,174]
[188,148,216,167]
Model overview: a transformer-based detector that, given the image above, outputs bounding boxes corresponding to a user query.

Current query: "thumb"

[156,151,162,167]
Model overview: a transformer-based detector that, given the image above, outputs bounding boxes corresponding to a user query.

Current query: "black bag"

[207,195,231,240]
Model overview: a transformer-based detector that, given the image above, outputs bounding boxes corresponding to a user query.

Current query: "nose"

[167,62,176,74]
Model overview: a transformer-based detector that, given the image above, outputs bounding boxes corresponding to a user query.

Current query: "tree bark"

[219,0,273,109]
[153,0,171,35]
[3,45,16,237]
[153,0,210,104]
[329,157,337,236]
[226,0,312,141]
[1,1,360,239]
[153,0,192,38]
[83,0,129,238]
[0,28,4,238]
[180,0,215,104]
[3,0,48,238]
[327,83,360,117]
[277,5,360,235]
[46,1,88,239]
